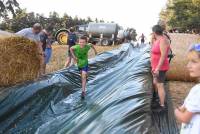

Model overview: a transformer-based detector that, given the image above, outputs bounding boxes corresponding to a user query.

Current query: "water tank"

[117,30,125,39]
[117,30,130,39]
[88,22,118,37]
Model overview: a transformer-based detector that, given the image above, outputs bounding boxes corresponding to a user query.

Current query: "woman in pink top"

[151,25,170,111]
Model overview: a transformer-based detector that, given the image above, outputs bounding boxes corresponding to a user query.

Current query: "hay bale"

[166,33,200,82]
[0,30,42,86]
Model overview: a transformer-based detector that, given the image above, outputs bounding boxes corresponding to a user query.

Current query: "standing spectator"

[175,44,200,134]
[64,27,77,68]
[44,35,54,73]
[39,28,51,74]
[151,25,171,112]
[138,33,146,44]
[40,29,51,52]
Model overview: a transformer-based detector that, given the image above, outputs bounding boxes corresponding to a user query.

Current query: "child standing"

[70,36,97,99]
[44,35,54,73]
[174,44,200,134]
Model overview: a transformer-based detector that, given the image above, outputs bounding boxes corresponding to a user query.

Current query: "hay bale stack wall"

[167,33,200,82]
[0,30,42,86]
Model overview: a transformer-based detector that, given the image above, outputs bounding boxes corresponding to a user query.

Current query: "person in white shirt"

[174,43,200,134]
[16,23,42,42]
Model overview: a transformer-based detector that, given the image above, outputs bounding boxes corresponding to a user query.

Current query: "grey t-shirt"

[16,28,40,42]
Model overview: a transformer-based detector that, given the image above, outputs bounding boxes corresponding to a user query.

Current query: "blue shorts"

[45,48,52,64]
[78,65,89,72]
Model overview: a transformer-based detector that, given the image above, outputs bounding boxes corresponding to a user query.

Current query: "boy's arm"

[70,47,77,63]
[90,43,97,55]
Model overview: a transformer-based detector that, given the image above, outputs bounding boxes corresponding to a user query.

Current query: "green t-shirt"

[72,44,91,68]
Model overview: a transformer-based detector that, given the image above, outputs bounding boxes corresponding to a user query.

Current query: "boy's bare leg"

[81,71,87,93]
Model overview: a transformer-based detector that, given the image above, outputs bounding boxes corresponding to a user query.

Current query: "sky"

[17,0,167,36]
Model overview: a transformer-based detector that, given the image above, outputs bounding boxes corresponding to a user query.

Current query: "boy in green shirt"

[70,36,97,99]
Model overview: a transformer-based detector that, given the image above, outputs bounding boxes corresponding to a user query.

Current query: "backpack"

[164,33,175,63]
[68,32,77,45]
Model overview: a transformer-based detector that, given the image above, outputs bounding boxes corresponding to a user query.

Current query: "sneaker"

[81,91,86,99]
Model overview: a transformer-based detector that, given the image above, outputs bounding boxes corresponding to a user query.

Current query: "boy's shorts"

[152,71,167,83]
[78,65,89,72]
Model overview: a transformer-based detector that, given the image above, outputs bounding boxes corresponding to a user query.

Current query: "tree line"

[0,8,106,33]
[159,0,200,33]
[0,0,106,33]
[0,0,137,40]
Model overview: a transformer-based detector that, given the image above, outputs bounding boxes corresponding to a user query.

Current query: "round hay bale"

[166,33,200,82]
[0,30,42,86]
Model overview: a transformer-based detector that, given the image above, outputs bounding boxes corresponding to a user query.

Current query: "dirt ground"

[46,34,199,126]
[168,81,195,108]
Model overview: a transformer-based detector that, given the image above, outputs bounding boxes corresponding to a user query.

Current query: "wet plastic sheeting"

[0,43,178,134]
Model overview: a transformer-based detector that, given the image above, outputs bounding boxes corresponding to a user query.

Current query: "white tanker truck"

[55,23,136,46]
[87,22,120,46]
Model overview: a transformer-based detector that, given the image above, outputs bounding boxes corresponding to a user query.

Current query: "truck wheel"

[109,40,114,45]
[101,39,109,46]
[55,29,69,45]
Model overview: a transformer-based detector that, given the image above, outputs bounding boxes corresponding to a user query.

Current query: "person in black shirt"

[64,27,77,68]
[39,29,51,74]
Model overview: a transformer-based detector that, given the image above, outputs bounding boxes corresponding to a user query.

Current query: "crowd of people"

[15,23,200,133]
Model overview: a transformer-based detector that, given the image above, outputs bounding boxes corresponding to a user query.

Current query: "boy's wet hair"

[152,25,164,35]
[79,36,88,42]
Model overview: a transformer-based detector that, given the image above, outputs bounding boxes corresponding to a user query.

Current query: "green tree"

[0,0,20,18]
[159,0,200,33]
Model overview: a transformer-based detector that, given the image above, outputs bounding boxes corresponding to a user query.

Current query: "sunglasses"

[189,44,200,52]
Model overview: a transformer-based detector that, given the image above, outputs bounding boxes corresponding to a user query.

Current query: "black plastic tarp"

[0,44,179,134]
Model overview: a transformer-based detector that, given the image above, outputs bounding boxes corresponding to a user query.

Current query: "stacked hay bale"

[166,33,200,82]
[0,30,42,86]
